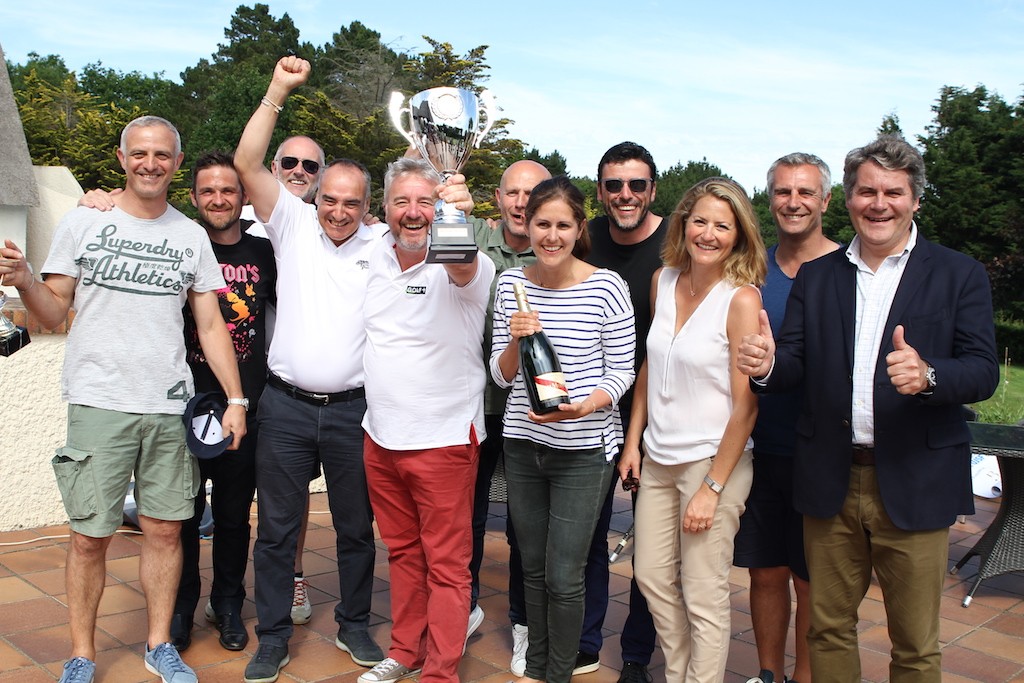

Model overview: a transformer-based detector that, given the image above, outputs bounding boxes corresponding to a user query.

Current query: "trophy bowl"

[389,87,497,263]
[0,292,30,356]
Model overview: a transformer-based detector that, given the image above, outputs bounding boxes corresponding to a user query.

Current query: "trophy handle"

[474,90,497,148]
[388,91,416,148]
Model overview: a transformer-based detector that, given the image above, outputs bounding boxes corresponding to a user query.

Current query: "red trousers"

[364,433,479,683]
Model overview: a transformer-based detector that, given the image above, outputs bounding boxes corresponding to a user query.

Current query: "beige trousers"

[634,452,753,683]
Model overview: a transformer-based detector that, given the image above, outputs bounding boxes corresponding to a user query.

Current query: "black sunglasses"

[602,178,653,194]
[279,156,321,175]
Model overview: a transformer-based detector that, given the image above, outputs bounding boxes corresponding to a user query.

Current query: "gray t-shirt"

[43,205,226,414]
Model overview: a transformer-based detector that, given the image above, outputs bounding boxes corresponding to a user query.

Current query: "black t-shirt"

[184,228,277,409]
[586,215,668,433]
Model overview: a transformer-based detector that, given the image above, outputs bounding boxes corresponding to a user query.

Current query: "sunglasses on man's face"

[279,156,321,175]
[602,178,653,194]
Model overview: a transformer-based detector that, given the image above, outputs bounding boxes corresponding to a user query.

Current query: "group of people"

[0,53,1000,683]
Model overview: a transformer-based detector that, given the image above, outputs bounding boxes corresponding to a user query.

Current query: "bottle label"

[534,372,568,401]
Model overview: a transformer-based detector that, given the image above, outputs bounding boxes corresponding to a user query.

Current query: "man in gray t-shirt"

[0,116,246,683]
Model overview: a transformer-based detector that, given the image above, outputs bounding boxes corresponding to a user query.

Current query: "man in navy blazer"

[738,135,998,682]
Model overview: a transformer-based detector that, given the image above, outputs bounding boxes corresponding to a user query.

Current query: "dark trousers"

[505,438,614,683]
[252,385,376,645]
[580,459,657,664]
[176,416,258,617]
[470,413,526,624]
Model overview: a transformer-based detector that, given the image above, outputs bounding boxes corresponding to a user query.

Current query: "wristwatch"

[921,363,937,395]
[227,397,250,411]
[703,474,724,494]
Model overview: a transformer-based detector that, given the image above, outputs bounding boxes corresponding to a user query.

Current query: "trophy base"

[0,326,30,356]
[426,222,478,264]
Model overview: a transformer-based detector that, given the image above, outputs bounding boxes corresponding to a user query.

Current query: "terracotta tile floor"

[0,490,1022,682]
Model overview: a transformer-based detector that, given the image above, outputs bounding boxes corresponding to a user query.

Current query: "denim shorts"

[53,404,198,537]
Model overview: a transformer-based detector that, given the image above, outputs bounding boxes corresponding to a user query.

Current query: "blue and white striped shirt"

[489,267,636,461]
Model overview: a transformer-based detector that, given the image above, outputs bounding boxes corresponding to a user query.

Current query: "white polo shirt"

[362,234,496,450]
[262,187,387,393]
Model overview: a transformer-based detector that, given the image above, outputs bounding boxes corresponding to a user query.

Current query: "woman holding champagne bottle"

[490,176,636,683]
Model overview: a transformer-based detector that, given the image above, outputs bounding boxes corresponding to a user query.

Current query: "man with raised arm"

[0,116,246,683]
[233,55,385,683]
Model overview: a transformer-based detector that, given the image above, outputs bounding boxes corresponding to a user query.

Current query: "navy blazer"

[758,236,998,531]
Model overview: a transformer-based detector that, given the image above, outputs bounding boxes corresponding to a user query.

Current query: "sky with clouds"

[2,1,1022,193]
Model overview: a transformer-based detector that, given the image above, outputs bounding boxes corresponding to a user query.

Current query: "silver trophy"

[0,292,31,356]
[389,87,497,263]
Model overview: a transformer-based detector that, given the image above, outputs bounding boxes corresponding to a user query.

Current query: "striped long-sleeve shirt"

[489,267,636,461]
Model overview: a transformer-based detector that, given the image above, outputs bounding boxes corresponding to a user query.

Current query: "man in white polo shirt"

[358,158,495,683]
[233,55,385,683]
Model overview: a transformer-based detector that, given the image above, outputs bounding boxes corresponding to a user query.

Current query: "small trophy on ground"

[389,87,497,263]
[0,292,30,356]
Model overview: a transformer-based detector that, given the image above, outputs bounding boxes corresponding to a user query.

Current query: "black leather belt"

[268,372,364,406]
[852,446,876,466]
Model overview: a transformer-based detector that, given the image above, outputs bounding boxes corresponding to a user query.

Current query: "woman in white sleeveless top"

[620,177,767,682]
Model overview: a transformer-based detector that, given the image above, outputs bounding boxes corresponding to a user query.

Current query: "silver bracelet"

[260,96,284,114]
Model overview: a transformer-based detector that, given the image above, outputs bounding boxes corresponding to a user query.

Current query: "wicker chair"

[950,422,1024,606]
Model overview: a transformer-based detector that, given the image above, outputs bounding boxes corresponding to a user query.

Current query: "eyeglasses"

[621,476,640,492]
[279,156,321,175]
[602,178,653,194]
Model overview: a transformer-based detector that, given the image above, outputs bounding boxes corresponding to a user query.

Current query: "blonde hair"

[661,177,767,287]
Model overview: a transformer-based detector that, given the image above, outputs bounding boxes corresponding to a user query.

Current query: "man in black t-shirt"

[175,152,277,654]
[577,142,665,683]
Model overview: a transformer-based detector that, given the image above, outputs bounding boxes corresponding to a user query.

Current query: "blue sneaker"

[144,642,197,683]
[58,657,95,683]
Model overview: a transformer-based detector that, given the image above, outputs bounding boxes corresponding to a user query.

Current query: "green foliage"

[6,52,70,91]
[650,158,728,217]
[79,62,180,122]
[319,21,416,118]
[878,112,905,138]
[970,358,1024,426]
[994,316,1024,369]
[411,37,490,90]
[523,147,568,176]
[918,85,1024,320]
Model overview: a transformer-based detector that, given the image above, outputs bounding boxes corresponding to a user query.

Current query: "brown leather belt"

[268,372,365,406]
[852,446,876,466]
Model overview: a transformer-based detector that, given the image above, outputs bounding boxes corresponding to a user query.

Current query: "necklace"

[688,270,719,298]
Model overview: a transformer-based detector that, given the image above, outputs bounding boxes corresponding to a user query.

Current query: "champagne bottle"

[513,282,570,414]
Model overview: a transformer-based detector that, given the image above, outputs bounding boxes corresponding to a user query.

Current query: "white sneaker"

[291,577,312,624]
[357,657,421,683]
[204,600,216,623]
[510,623,529,677]
[466,605,485,638]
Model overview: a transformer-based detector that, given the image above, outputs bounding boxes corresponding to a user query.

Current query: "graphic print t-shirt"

[43,206,225,414]
[184,233,276,408]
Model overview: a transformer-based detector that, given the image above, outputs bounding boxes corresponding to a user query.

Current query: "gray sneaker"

[357,657,421,683]
[144,642,197,683]
[243,643,290,683]
[58,657,95,683]
[336,627,384,667]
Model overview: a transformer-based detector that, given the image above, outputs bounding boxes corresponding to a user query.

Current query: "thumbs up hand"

[738,309,776,378]
[886,325,929,395]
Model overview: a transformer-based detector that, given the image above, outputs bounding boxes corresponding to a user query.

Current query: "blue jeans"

[504,438,614,683]
[252,385,376,645]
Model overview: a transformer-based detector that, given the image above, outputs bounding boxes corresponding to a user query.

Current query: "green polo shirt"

[474,217,536,415]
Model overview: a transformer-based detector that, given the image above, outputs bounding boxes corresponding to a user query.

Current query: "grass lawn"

[970,361,1024,425]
